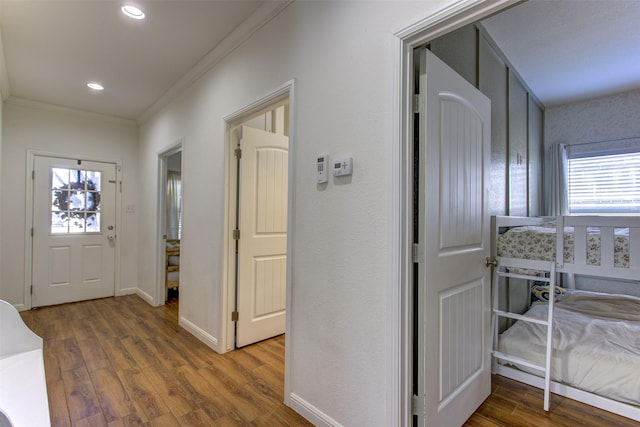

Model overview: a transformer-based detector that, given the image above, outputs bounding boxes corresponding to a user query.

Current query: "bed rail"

[557,216,640,281]
[494,215,640,282]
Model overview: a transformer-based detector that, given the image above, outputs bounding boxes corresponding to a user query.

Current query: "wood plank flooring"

[465,374,640,427]
[20,295,312,426]
[20,295,640,426]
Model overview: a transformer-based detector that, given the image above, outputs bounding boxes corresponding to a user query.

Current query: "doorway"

[224,89,291,351]
[31,154,119,307]
[157,142,183,307]
[412,48,492,426]
[393,1,516,425]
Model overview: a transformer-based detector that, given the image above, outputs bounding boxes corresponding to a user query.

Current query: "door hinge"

[412,94,423,114]
[231,311,239,321]
[31,228,34,237]
[411,394,423,416]
[32,170,35,180]
[234,148,242,159]
[233,228,240,240]
[30,285,33,295]
[412,243,420,263]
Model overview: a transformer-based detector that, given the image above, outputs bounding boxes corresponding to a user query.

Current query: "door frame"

[155,140,184,307]
[392,1,518,425]
[25,149,123,310]
[221,81,294,349]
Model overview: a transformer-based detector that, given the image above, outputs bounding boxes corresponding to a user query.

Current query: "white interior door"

[32,156,117,307]
[236,125,288,347]
[416,49,492,426]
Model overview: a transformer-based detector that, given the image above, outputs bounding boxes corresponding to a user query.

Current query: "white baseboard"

[135,288,154,305]
[179,316,220,353]
[13,303,27,312]
[287,393,343,427]
[117,287,137,297]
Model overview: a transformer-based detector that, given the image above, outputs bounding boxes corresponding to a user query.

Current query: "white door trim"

[391,1,518,425]
[221,79,295,401]
[154,140,184,307]
[24,150,123,310]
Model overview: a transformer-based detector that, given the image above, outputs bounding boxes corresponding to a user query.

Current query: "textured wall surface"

[545,89,640,293]
[545,88,640,146]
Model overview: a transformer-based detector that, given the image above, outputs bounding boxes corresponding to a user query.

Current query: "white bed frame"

[491,215,640,421]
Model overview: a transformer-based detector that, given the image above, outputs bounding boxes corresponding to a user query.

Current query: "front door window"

[50,167,102,234]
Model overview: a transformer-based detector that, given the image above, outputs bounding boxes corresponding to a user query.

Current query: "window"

[51,167,102,233]
[568,151,640,214]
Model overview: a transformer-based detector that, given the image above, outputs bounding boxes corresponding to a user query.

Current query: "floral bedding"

[497,225,630,268]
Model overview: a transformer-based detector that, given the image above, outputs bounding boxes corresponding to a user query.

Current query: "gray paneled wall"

[429,25,477,87]
[429,25,544,217]
[508,71,529,216]
[528,97,543,216]
[479,36,507,216]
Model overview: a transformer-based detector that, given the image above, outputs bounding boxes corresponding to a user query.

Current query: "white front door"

[416,49,492,426]
[32,156,117,307]
[236,126,288,347]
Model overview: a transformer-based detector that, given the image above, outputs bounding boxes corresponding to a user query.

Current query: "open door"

[235,125,288,347]
[415,49,492,426]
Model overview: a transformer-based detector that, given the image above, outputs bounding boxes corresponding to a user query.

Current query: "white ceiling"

[481,0,640,107]
[0,0,270,120]
[0,1,639,121]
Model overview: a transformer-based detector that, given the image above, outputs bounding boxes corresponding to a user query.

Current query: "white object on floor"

[0,300,50,427]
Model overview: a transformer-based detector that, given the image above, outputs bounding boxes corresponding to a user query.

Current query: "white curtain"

[543,143,569,216]
[167,171,182,239]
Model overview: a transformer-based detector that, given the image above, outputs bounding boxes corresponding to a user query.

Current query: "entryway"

[31,154,118,307]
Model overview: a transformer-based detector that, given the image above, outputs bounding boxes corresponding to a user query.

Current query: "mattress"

[498,291,640,405]
[497,225,630,268]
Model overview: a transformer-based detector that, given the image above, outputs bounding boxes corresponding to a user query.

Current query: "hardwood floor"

[20,295,312,426]
[465,374,640,427]
[20,295,640,427]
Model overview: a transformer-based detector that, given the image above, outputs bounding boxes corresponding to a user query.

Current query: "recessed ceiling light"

[87,82,104,91]
[122,5,145,20]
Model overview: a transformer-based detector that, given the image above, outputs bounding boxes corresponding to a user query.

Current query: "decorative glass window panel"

[50,167,102,233]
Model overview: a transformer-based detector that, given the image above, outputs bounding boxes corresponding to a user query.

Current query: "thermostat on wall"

[332,157,353,177]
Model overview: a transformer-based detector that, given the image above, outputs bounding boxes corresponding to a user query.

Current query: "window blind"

[568,151,640,214]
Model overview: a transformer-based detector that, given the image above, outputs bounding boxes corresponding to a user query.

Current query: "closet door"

[479,34,508,217]
[528,98,543,216]
[508,72,528,216]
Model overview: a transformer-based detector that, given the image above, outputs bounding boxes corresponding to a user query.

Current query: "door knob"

[107,234,116,241]
[485,258,497,268]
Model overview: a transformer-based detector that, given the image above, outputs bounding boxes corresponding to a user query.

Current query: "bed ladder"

[491,256,556,411]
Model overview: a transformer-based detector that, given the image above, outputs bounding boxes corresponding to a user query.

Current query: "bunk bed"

[166,239,180,290]
[491,215,640,421]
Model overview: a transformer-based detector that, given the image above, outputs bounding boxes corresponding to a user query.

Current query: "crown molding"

[5,96,136,126]
[137,0,293,125]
